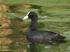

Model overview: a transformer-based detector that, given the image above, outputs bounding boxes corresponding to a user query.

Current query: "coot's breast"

[27,31,44,43]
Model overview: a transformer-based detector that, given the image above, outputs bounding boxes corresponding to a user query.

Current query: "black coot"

[23,11,66,52]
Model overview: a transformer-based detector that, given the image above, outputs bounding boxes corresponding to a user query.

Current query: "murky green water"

[0,0,70,52]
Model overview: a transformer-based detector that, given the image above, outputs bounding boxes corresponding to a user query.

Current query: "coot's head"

[23,11,38,21]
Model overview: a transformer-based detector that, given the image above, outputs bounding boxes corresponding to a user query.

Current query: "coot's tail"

[55,35,66,43]
[51,34,66,43]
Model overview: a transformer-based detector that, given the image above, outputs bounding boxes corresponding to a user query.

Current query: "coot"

[23,11,66,52]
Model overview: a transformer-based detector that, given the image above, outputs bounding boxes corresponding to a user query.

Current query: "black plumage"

[23,11,66,52]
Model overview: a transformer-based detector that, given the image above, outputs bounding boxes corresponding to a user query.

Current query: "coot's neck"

[30,18,38,31]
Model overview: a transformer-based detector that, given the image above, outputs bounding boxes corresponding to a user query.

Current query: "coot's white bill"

[23,15,28,20]
[23,11,31,20]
